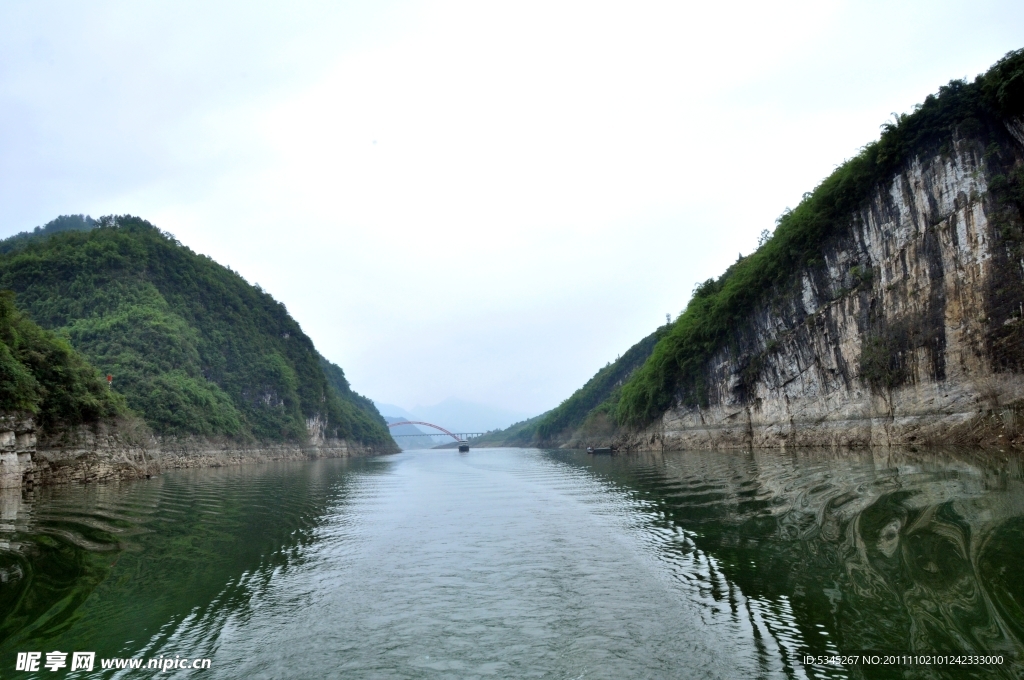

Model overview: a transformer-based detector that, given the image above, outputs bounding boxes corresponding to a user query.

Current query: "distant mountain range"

[380,415,442,450]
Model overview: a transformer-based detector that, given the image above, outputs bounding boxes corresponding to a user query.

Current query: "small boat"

[458,443,470,452]
[587,447,615,455]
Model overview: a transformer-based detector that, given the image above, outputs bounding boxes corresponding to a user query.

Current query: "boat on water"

[458,443,470,452]
[586,447,616,455]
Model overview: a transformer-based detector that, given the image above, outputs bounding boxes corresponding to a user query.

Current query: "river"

[1,447,1023,678]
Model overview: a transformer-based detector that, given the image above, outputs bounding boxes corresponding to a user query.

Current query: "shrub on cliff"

[0,290,125,432]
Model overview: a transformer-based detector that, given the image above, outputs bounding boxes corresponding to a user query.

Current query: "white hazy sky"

[1,1,1022,418]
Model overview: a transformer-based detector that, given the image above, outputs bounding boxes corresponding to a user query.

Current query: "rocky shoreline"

[0,415,395,489]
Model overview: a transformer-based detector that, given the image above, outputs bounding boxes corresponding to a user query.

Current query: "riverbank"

[0,415,396,488]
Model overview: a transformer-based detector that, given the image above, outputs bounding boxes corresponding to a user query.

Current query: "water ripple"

[1,449,1023,679]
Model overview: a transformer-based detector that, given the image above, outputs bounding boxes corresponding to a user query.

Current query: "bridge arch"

[387,421,466,443]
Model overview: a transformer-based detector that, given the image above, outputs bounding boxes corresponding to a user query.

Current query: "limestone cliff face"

[0,414,393,488]
[0,415,36,489]
[626,126,1024,451]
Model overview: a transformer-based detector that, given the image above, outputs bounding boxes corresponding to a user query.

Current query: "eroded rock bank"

[0,415,393,488]
[622,126,1024,452]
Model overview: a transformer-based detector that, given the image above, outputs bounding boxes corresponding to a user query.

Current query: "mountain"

[483,47,1024,451]
[374,402,419,421]
[0,215,395,451]
[380,415,441,450]
[466,413,547,448]
[467,329,662,447]
[531,330,662,442]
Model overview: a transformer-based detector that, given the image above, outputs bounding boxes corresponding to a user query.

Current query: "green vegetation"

[0,215,96,256]
[318,355,393,444]
[0,290,125,433]
[473,329,663,446]
[616,48,1024,429]
[470,413,546,447]
[0,216,392,447]
[859,328,910,391]
[535,329,662,441]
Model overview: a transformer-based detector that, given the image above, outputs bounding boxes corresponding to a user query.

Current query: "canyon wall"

[625,125,1024,451]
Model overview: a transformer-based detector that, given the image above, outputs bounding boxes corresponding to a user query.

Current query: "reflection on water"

[566,448,1024,678]
[0,461,370,668]
[0,448,1021,679]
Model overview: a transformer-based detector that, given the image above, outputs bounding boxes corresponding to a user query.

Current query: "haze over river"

[2,447,1023,679]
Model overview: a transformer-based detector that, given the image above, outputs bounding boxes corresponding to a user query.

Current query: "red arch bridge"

[386,421,484,443]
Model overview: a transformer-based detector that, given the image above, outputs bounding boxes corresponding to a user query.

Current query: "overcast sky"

[1,1,1022,420]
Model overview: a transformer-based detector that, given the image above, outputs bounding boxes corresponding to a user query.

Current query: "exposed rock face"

[626,129,1024,451]
[0,415,392,488]
[0,415,36,489]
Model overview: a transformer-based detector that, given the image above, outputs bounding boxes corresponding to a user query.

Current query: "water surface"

[1,447,1022,678]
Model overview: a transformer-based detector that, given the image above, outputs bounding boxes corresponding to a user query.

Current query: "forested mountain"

[0,215,393,447]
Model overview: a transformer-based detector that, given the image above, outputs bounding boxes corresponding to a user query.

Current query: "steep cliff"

[479,49,1024,452]
[628,127,1024,450]
[612,48,1024,451]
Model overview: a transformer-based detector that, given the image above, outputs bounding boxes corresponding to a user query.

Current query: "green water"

[1,448,1023,678]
